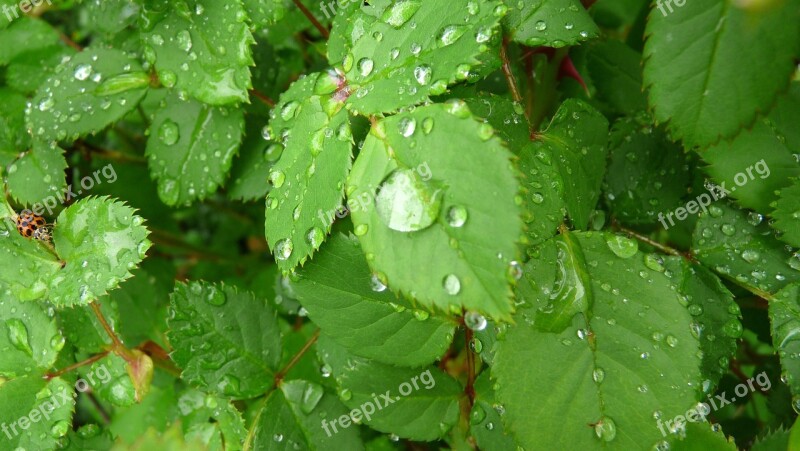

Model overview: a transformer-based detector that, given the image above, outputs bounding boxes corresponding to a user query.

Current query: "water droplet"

[354,224,369,236]
[357,58,375,77]
[280,101,300,121]
[443,274,461,295]
[398,117,417,137]
[300,382,324,414]
[470,405,486,424]
[465,311,487,331]
[470,337,483,353]
[605,235,638,258]
[306,227,324,248]
[375,169,442,232]
[592,368,605,383]
[158,120,180,146]
[74,64,92,81]
[437,25,467,47]
[413,65,432,85]
[274,239,293,261]
[594,417,616,442]
[722,319,742,338]
[269,170,286,188]
[370,274,387,292]
[535,20,547,31]
[741,249,760,263]
[6,319,33,357]
[447,205,468,228]
[382,0,422,28]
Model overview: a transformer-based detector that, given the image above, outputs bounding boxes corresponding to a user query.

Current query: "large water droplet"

[443,274,461,295]
[465,311,487,331]
[375,169,443,232]
[605,234,638,258]
[382,0,422,28]
[274,239,293,261]
[437,25,467,47]
[158,120,180,146]
[6,318,33,357]
[74,64,93,81]
[447,205,468,227]
[594,417,616,442]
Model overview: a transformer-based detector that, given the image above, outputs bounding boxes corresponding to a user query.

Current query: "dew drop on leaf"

[443,274,461,295]
[465,311,487,331]
[375,169,442,232]
[6,318,33,357]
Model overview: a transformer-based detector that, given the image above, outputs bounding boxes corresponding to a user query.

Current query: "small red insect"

[15,212,50,241]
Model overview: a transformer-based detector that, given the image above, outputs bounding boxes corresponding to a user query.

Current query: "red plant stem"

[292,0,329,39]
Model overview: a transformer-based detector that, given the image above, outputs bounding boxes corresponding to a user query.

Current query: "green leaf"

[6,141,68,207]
[264,75,353,272]
[227,120,273,202]
[167,281,282,399]
[663,259,740,390]
[248,380,365,450]
[6,45,77,94]
[0,376,74,450]
[0,218,60,302]
[49,196,152,307]
[462,93,530,152]
[503,0,600,48]
[603,118,690,226]
[586,40,647,116]
[470,372,518,450]
[85,354,138,407]
[27,47,150,142]
[0,87,32,159]
[700,83,800,213]
[518,142,566,247]
[347,101,523,321]
[145,94,244,206]
[317,335,462,441]
[643,0,800,148]
[531,98,609,229]
[772,179,800,248]
[769,283,800,402]
[494,231,705,450]
[58,300,118,354]
[83,0,140,35]
[0,299,63,377]
[243,0,286,26]
[173,389,246,451]
[332,0,506,114]
[751,428,790,451]
[0,17,60,65]
[142,0,254,105]
[669,422,738,450]
[692,202,800,297]
[292,233,456,367]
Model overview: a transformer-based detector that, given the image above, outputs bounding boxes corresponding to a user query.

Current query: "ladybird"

[15,212,48,239]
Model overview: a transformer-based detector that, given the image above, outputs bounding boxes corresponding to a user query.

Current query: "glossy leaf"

[168,281,282,399]
[348,102,523,320]
[145,94,244,206]
[643,0,800,147]
[142,0,254,105]
[292,233,456,367]
[27,47,150,142]
[6,141,68,207]
[504,0,599,48]
[263,75,353,272]
[49,197,152,307]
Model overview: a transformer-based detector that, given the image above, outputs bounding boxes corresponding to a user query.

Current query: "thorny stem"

[59,32,82,51]
[274,329,320,386]
[250,89,276,107]
[91,302,138,363]
[464,326,477,410]
[44,352,109,380]
[500,38,524,104]
[292,0,330,39]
